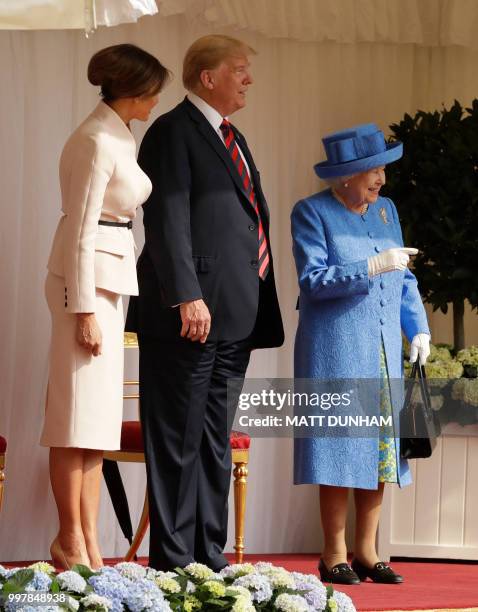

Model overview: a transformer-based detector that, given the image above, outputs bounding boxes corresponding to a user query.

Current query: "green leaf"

[70,564,95,580]
[2,569,34,593]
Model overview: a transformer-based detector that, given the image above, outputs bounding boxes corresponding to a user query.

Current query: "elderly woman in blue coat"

[291,124,430,585]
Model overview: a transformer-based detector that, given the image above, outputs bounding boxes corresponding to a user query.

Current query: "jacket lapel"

[183,98,258,219]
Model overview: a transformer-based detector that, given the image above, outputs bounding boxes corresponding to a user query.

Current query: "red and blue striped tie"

[220,119,270,280]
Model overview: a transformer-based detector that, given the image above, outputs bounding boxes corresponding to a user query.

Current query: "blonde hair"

[183,35,256,91]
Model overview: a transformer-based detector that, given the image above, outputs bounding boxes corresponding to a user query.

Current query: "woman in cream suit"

[41,44,169,570]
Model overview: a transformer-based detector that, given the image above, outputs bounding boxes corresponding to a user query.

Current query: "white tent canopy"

[1,0,478,48]
[0,0,158,31]
[160,0,478,47]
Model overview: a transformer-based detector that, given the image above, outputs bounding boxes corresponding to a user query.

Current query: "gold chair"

[0,435,6,513]
[103,333,250,564]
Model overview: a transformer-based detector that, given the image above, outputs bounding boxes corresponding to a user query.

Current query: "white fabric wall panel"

[379,430,478,560]
[1,10,478,562]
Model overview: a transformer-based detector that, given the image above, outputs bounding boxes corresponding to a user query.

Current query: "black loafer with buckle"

[318,559,361,585]
[351,558,404,584]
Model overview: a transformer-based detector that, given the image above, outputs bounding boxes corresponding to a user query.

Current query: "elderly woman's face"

[348,167,386,204]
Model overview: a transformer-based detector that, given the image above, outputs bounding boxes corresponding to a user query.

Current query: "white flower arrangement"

[0,561,356,612]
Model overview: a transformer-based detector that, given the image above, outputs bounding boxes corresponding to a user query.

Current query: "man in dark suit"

[126,34,284,571]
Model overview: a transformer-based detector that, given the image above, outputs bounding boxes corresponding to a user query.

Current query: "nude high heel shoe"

[50,536,90,571]
[50,537,70,571]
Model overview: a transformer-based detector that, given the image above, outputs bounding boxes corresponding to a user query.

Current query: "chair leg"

[233,461,248,564]
[125,490,149,561]
[0,453,5,514]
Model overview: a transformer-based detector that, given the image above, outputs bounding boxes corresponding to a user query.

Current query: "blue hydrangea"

[333,591,356,612]
[56,570,87,593]
[233,573,273,603]
[291,573,327,611]
[25,570,52,592]
[5,607,60,612]
[123,578,172,612]
[89,568,129,612]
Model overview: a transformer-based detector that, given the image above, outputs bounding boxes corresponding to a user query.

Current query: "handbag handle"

[408,361,434,423]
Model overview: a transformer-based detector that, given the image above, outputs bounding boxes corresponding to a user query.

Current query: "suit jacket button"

[250,259,258,268]
[249,224,256,231]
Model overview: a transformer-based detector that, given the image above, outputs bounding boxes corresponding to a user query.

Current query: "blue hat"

[314,123,403,179]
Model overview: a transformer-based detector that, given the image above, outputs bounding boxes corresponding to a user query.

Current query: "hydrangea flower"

[333,591,356,612]
[291,572,327,610]
[230,585,255,612]
[220,563,256,579]
[184,563,214,581]
[274,593,310,612]
[56,570,87,593]
[232,595,256,612]
[260,567,295,589]
[114,562,147,582]
[25,570,52,592]
[27,562,56,575]
[81,593,113,610]
[184,595,202,612]
[202,579,226,597]
[154,573,181,593]
[89,567,130,612]
[233,573,273,603]
[123,577,172,612]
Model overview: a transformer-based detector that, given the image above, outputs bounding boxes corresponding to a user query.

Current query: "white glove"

[410,333,431,366]
[368,247,418,277]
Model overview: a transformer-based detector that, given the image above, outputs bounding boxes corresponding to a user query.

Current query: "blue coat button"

[380,299,386,307]
[340,276,347,282]
[374,246,380,253]
[380,318,385,325]
[321,280,328,286]
[359,273,365,279]
[368,232,373,238]
[380,281,385,289]
[330,278,337,283]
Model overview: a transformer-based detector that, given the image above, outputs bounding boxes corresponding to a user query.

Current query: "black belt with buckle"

[98,220,133,229]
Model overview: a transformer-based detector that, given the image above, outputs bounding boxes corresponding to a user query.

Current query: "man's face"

[208,55,253,116]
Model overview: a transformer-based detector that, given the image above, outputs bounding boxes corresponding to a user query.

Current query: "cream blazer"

[47,101,152,313]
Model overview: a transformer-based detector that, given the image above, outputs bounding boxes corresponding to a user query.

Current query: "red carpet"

[3,553,478,610]
[235,554,478,611]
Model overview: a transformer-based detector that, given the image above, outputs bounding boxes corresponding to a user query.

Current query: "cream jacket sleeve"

[61,134,115,313]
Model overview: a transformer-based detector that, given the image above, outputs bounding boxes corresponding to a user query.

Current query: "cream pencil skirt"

[40,272,124,450]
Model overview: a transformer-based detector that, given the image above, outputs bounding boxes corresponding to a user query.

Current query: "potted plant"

[384,100,478,351]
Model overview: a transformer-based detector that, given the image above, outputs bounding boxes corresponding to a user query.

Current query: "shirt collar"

[91,100,135,142]
[187,92,226,133]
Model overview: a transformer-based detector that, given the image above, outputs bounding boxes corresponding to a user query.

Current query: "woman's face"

[347,167,386,204]
[131,92,160,121]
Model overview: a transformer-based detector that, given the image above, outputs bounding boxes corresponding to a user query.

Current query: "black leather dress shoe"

[318,559,360,585]
[351,559,403,584]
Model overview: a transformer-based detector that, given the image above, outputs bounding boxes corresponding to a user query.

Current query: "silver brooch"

[379,207,388,224]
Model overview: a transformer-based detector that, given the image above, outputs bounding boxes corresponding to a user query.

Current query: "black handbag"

[400,362,441,459]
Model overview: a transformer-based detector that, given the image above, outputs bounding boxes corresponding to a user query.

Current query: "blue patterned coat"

[291,189,430,489]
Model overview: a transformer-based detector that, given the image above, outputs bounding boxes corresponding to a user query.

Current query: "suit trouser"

[138,333,251,571]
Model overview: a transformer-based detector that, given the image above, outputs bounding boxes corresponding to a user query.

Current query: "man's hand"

[180,299,211,343]
[76,313,102,356]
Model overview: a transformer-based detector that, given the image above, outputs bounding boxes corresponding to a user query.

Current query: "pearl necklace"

[332,188,368,215]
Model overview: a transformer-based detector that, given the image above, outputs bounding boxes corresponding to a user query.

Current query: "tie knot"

[220,119,231,134]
